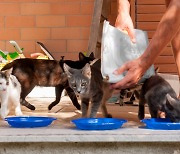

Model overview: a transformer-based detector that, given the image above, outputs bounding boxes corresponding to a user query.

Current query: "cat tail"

[1,60,16,71]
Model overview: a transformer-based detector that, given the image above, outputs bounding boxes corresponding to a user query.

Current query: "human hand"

[110,58,147,89]
[115,13,136,43]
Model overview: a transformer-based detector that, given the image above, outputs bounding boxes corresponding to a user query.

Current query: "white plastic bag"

[101,21,155,83]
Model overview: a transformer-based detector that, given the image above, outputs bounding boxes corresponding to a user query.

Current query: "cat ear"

[166,94,175,110]
[82,63,91,79]
[79,52,86,61]
[63,63,72,78]
[4,68,13,78]
[89,52,95,59]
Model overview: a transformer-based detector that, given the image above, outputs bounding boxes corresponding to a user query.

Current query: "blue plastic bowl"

[5,116,57,128]
[72,118,127,130]
[141,118,180,130]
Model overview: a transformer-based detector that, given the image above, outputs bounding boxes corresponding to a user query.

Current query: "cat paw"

[118,100,124,106]
[15,111,23,116]
[48,105,53,110]
[29,105,36,110]
[0,113,7,119]
[76,104,81,110]
[15,107,23,116]
[138,113,144,120]
[106,114,112,118]
[21,100,36,110]
[48,101,59,110]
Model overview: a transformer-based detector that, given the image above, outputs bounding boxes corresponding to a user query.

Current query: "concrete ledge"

[1,120,180,143]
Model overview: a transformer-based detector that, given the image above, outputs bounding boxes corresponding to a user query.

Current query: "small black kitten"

[138,75,180,122]
[60,52,95,69]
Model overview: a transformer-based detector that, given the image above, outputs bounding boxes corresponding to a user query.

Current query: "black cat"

[138,75,180,122]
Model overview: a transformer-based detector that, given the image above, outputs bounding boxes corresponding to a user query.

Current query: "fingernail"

[132,38,136,43]
[113,70,118,75]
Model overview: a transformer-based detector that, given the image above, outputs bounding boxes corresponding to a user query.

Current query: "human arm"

[111,0,180,89]
[115,0,135,42]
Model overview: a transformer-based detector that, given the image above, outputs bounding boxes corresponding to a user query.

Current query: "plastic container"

[5,116,57,128]
[72,118,127,130]
[141,118,180,130]
[101,20,155,83]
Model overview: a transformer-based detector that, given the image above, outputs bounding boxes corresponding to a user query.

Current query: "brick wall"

[1,0,177,75]
[0,0,94,60]
[136,0,177,74]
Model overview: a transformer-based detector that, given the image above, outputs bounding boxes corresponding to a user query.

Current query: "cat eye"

[81,83,86,87]
[72,84,76,88]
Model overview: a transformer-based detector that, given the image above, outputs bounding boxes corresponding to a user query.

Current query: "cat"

[119,86,141,106]
[48,52,95,110]
[1,52,95,111]
[138,75,180,122]
[64,59,113,118]
[118,67,159,106]
[60,52,95,69]
[0,69,23,118]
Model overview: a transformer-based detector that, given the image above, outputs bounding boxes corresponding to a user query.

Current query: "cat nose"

[77,90,81,94]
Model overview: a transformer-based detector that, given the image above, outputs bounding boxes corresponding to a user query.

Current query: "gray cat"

[138,75,180,122]
[63,59,112,118]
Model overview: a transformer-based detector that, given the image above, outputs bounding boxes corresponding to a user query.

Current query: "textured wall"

[0,142,180,154]
[0,0,94,60]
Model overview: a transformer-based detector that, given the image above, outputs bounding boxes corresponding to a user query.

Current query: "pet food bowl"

[72,118,127,130]
[141,118,180,130]
[5,116,57,128]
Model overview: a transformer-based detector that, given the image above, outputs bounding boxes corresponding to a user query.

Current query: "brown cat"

[1,52,95,111]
